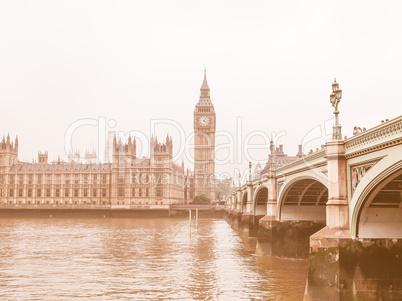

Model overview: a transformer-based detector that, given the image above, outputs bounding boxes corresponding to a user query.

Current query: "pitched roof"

[9,161,112,173]
[259,145,301,175]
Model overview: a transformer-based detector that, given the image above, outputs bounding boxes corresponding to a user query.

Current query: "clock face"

[198,115,210,126]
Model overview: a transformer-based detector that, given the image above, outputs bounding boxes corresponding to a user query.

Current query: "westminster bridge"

[226,114,402,300]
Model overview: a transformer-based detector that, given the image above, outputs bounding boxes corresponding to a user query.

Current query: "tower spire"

[200,67,210,98]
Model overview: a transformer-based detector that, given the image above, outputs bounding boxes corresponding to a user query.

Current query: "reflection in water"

[0,218,307,300]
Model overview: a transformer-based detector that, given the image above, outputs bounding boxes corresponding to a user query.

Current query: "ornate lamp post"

[329,78,343,140]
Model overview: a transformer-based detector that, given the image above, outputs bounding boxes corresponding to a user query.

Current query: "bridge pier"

[238,179,256,233]
[325,140,349,230]
[236,185,242,212]
[259,169,277,234]
[229,187,242,229]
[226,188,242,229]
[257,220,325,257]
[230,191,236,211]
[246,179,254,213]
[226,209,242,230]
[240,212,254,226]
[304,139,355,300]
[237,213,261,239]
[305,232,402,300]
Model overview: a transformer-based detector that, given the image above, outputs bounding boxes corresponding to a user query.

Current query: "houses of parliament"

[0,71,216,207]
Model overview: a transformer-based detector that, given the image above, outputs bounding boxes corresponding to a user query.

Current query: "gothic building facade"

[0,134,186,206]
[193,69,216,200]
[0,71,217,206]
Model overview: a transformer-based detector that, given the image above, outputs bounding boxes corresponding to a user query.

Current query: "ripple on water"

[0,218,307,300]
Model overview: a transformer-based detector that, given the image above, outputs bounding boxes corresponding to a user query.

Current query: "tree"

[215,177,233,201]
[192,193,211,204]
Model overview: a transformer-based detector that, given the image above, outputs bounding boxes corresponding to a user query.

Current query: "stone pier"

[259,219,325,258]
[305,231,402,300]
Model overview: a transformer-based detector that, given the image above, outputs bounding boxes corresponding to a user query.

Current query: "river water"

[0,218,308,300]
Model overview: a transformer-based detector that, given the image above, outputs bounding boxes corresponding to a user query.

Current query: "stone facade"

[193,69,216,201]
[0,134,187,207]
[0,72,220,207]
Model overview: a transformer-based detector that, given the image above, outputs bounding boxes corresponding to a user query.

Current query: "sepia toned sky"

[0,0,401,179]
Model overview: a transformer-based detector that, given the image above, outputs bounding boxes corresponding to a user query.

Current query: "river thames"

[0,218,308,300]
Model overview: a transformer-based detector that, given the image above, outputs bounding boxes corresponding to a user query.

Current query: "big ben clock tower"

[193,68,216,201]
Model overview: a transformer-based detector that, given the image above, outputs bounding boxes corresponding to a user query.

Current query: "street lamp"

[330,78,343,140]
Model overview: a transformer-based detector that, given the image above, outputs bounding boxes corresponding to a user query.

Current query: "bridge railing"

[345,115,402,157]
[275,149,326,175]
[235,115,402,193]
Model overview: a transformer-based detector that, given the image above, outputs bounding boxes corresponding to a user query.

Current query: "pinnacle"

[200,68,209,91]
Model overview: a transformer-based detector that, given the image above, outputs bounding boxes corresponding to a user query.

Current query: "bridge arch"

[253,185,268,216]
[351,160,402,238]
[278,176,327,222]
[241,191,247,213]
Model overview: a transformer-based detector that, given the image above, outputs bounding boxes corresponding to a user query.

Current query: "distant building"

[0,134,186,206]
[259,144,304,175]
[253,163,262,179]
[0,71,218,206]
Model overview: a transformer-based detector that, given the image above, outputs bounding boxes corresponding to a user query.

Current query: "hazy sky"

[1,1,401,180]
